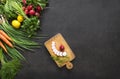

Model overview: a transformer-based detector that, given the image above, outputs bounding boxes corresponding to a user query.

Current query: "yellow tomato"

[17,15,24,22]
[11,20,21,29]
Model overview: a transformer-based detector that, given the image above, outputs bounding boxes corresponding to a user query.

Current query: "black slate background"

[16,0,120,79]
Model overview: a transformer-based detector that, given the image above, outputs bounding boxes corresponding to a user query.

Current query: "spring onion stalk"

[0,21,40,51]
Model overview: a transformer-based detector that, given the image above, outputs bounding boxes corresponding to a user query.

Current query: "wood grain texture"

[44,33,75,69]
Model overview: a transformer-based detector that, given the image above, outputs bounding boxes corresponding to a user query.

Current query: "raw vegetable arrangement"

[0,0,48,79]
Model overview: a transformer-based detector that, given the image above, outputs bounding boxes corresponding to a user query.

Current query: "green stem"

[0,48,6,64]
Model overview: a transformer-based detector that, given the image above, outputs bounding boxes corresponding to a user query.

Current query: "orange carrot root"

[0,30,12,41]
[0,34,13,48]
[0,41,7,53]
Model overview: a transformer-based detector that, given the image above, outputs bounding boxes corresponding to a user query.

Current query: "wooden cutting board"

[44,33,75,69]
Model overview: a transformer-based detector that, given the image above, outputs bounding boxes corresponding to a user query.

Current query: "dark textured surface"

[16,0,120,79]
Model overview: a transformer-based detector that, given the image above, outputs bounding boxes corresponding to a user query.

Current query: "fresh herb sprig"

[0,48,22,79]
[21,16,40,37]
[52,56,70,64]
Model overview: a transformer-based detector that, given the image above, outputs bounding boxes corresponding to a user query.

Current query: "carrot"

[0,30,12,41]
[0,34,13,48]
[0,41,7,53]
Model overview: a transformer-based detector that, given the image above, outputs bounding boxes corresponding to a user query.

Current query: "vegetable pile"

[0,0,48,79]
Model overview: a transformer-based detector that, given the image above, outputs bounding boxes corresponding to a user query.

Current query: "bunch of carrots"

[0,30,13,53]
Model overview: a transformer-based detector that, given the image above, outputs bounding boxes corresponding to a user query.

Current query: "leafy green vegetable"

[9,0,28,19]
[0,5,4,14]
[0,21,40,50]
[51,56,70,64]
[0,59,22,79]
[4,0,17,19]
[0,20,40,78]
[0,0,48,79]
[0,0,48,37]
[26,0,48,9]
[21,17,40,37]
[0,0,6,5]
[0,48,22,79]
[1,0,28,20]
